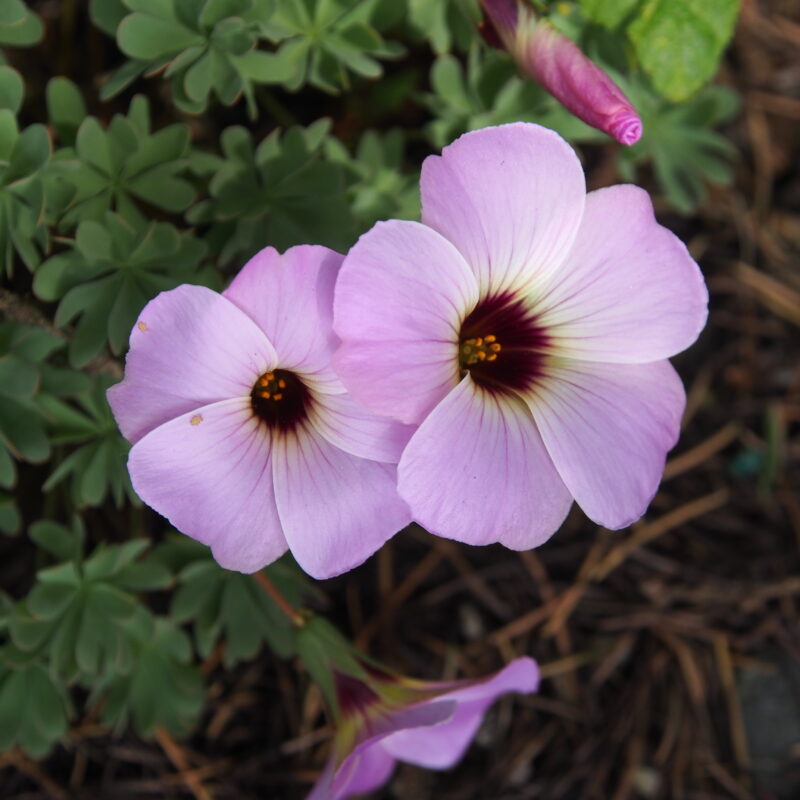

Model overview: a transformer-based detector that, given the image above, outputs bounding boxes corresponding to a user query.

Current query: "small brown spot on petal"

[137,321,148,332]
[190,415,203,426]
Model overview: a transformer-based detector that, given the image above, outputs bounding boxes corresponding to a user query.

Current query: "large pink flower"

[334,123,707,549]
[108,245,412,579]
[308,658,539,799]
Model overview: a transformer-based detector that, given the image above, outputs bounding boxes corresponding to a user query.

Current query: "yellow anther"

[460,333,501,369]
[278,378,286,389]
[273,393,283,401]
[260,391,271,399]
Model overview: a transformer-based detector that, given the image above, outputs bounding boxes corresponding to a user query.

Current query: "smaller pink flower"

[480,0,642,145]
[308,658,539,799]
[107,245,412,580]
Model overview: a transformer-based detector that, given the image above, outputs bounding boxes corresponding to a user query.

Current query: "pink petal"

[529,360,685,529]
[332,745,396,799]
[272,428,411,579]
[310,393,415,464]
[127,399,287,572]
[327,702,456,800]
[224,245,343,383]
[398,379,572,548]
[334,219,478,425]
[108,285,277,444]
[382,657,539,769]
[537,186,708,362]
[420,123,585,296]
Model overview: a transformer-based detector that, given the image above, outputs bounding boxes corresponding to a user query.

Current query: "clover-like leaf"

[40,375,139,508]
[0,321,64,492]
[617,78,740,213]
[188,121,354,265]
[324,129,419,232]
[266,0,404,94]
[170,557,309,667]
[8,536,169,683]
[0,107,52,275]
[95,0,290,116]
[49,95,195,229]
[91,609,204,738]
[34,212,208,366]
[0,660,70,757]
[407,0,479,54]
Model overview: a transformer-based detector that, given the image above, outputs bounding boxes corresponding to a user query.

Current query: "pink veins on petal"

[108,245,412,580]
[333,123,708,549]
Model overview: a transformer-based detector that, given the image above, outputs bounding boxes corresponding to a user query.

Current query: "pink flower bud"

[480,0,642,145]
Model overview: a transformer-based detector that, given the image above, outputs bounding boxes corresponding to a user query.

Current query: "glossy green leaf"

[628,0,741,101]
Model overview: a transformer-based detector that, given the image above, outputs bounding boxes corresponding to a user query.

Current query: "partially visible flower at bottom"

[308,658,539,799]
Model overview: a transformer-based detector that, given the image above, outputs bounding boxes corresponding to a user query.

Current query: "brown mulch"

[2,0,799,798]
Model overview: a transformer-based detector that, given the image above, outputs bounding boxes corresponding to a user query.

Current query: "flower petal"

[108,285,277,444]
[528,360,685,529]
[382,657,539,769]
[332,745,396,799]
[398,378,572,548]
[536,185,708,362]
[420,123,585,296]
[272,428,411,579]
[223,245,343,386]
[127,398,287,572]
[310,393,415,464]
[334,219,478,424]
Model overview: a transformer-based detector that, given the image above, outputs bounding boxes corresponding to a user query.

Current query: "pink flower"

[308,658,539,799]
[334,123,707,549]
[107,245,412,579]
[480,0,642,145]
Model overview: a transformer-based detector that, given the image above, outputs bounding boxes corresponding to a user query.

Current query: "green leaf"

[0,0,28,26]
[0,66,23,112]
[89,0,129,36]
[4,123,50,183]
[0,2,43,47]
[117,13,204,60]
[46,77,87,145]
[28,519,83,562]
[579,0,642,29]
[627,0,742,101]
[0,396,49,462]
[0,495,20,535]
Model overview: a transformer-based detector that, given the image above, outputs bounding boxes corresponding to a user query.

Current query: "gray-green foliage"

[90,0,403,114]
[0,520,311,754]
[188,119,354,263]
[34,213,208,366]
[49,94,196,229]
[0,67,51,275]
[617,81,740,213]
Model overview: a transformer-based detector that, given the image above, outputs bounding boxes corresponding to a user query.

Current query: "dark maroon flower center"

[250,369,309,431]
[458,291,549,393]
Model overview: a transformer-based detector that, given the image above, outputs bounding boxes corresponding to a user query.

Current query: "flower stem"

[253,571,306,627]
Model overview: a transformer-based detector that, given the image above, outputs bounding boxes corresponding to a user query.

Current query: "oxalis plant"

[0,0,742,797]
